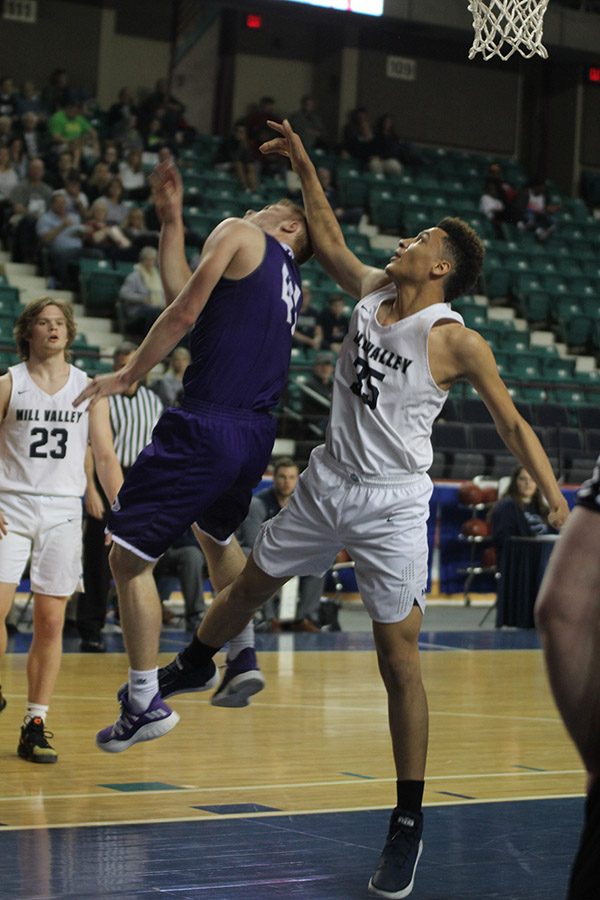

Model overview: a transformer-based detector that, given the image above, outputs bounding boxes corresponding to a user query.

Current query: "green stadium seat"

[557,315,594,347]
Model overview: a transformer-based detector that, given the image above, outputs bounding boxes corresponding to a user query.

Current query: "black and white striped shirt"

[109,386,163,469]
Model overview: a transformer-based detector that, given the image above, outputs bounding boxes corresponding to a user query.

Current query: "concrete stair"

[0,256,118,357]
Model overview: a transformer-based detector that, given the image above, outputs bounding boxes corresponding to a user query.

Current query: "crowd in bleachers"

[1,71,599,478]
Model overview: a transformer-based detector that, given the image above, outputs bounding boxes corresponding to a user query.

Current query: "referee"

[76,342,163,651]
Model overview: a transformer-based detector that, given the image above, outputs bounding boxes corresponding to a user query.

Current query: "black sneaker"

[0,688,6,714]
[568,777,600,899]
[17,717,58,764]
[156,654,219,699]
[80,639,106,653]
[368,808,423,898]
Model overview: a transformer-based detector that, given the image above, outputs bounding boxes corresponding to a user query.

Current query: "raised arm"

[150,160,192,305]
[260,119,388,300]
[74,218,253,408]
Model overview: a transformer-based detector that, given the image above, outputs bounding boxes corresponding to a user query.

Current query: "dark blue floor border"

[7,628,541,655]
[0,796,580,898]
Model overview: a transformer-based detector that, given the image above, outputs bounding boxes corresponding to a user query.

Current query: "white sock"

[25,703,49,724]
[128,668,158,713]
[227,622,254,661]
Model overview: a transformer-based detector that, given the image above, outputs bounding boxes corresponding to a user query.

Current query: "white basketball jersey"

[325,287,464,477]
[0,362,90,496]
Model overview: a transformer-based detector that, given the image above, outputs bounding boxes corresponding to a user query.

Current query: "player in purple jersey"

[74,160,312,752]
[535,459,600,899]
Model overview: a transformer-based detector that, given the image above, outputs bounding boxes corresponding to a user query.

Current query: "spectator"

[300,350,334,437]
[369,113,404,177]
[245,97,286,179]
[118,149,148,201]
[215,122,258,192]
[318,292,350,353]
[82,197,132,260]
[237,458,325,631]
[14,80,44,119]
[518,177,559,242]
[120,114,145,155]
[58,169,89,218]
[0,77,17,122]
[48,149,76,189]
[479,177,506,238]
[491,465,556,558]
[102,176,128,225]
[293,284,323,352]
[48,99,95,169]
[8,157,53,262]
[107,87,138,140]
[0,145,18,214]
[244,96,280,149]
[154,527,208,632]
[151,346,190,408]
[342,107,375,168]
[317,166,363,225]
[486,162,520,222]
[36,190,83,288]
[19,111,43,160]
[122,206,158,250]
[41,68,70,115]
[118,244,165,334]
[85,161,112,203]
[102,141,121,174]
[289,95,326,152]
[8,135,27,179]
[77,342,163,652]
[139,78,186,142]
[0,115,14,148]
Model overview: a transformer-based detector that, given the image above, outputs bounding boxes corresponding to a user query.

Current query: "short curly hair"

[14,296,77,360]
[437,217,485,303]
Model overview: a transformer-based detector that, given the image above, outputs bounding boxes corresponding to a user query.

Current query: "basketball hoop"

[468,0,550,61]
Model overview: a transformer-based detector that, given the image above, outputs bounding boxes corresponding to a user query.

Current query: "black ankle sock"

[396,780,424,815]
[180,634,220,670]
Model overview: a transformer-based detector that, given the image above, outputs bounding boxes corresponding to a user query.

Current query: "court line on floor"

[0,767,585,804]
[0,792,586,832]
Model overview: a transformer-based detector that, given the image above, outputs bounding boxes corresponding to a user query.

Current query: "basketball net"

[468,0,550,61]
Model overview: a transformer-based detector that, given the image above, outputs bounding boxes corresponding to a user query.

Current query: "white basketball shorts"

[0,492,83,596]
[253,445,433,623]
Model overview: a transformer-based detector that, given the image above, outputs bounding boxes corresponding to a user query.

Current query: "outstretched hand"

[73,371,131,410]
[149,159,183,226]
[259,119,312,174]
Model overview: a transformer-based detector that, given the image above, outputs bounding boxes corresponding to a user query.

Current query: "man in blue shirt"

[36,191,83,288]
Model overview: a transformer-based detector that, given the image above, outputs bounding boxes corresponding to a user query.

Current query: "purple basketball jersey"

[183,234,303,411]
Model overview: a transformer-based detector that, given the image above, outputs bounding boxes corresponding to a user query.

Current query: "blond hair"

[14,296,77,360]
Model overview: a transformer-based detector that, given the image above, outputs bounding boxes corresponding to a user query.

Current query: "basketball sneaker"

[211,648,265,708]
[96,692,179,753]
[568,777,600,898]
[17,717,58,764]
[368,808,423,898]
[156,654,220,700]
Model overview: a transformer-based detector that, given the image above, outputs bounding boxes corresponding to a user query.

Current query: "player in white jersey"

[0,297,122,763]
[152,124,569,897]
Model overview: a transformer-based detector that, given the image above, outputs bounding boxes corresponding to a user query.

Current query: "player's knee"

[378,647,420,693]
[109,543,148,580]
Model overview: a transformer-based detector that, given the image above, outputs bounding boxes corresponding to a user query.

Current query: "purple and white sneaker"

[96,692,180,753]
[211,647,266,708]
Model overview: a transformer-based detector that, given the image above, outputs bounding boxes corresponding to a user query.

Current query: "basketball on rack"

[480,486,499,504]
[458,482,484,506]
[461,518,490,538]
[482,546,498,568]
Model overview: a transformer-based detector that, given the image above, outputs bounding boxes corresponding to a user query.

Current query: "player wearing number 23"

[0,297,123,762]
